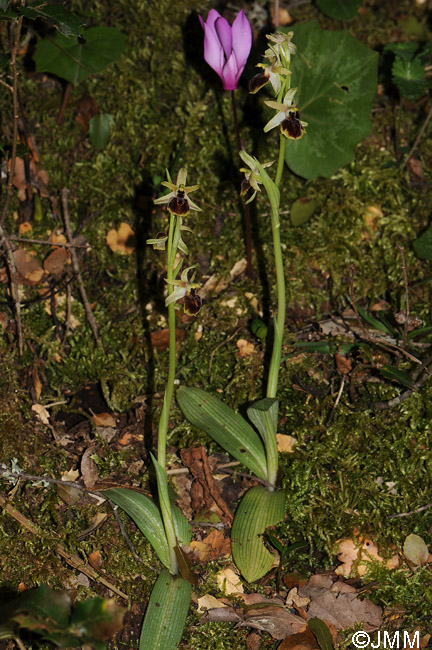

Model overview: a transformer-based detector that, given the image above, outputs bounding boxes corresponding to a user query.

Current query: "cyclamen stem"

[231,90,253,277]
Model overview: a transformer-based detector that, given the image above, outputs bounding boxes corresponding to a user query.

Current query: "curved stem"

[157,213,178,469]
[266,202,285,399]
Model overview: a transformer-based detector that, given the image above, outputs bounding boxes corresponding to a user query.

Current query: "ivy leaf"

[33,27,127,85]
[315,0,362,21]
[284,20,378,179]
[19,3,83,37]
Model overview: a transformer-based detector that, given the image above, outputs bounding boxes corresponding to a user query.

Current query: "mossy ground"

[1,0,432,648]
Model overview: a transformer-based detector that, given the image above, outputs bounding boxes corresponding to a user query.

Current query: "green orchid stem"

[266,137,286,401]
[157,211,180,574]
[275,134,286,188]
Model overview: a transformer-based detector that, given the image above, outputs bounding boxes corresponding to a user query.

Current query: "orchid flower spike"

[264,88,307,140]
[153,168,201,217]
[146,220,193,255]
[199,9,252,91]
[239,150,274,203]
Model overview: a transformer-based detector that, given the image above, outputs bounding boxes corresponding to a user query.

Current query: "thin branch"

[0,225,24,355]
[403,103,432,170]
[388,503,432,519]
[60,188,101,345]
[9,235,89,248]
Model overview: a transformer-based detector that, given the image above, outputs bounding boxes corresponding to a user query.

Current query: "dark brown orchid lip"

[183,288,202,316]
[168,190,190,216]
[281,110,305,140]
[249,72,269,94]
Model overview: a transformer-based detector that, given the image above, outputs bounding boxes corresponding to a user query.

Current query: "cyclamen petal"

[200,9,252,91]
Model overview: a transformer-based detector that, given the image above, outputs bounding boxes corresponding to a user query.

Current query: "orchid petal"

[263,111,285,133]
[231,10,252,71]
[214,15,232,61]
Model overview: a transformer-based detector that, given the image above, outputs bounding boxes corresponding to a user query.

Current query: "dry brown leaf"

[77,512,109,541]
[363,205,383,231]
[106,222,136,254]
[43,247,69,275]
[242,605,306,639]
[11,157,49,200]
[298,575,382,631]
[407,157,424,180]
[277,434,297,453]
[18,221,32,235]
[216,567,244,595]
[278,628,319,650]
[32,363,42,402]
[31,403,50,425]
[197,594,227,613]
[91,411,116,427]
[237,338,255,358]
[335,536,399,577]
[151,328,185,351]
[81,446,99,489]
[76,94,99,131]
[58,468,81,504]
[88,550,103,569]
[335,352,352,375]
[190,529,231,561]
[14,249,44,285]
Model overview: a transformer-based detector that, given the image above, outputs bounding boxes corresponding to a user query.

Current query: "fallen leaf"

[32,363,42,402]
[335,535,399,577]
[286,587,310,609]
[18,221,32,235]
[13,249,44,284]
[277,434,297,453]
[11,157,49,200]
[335,353,352,375]
[298,575,382,631]
[43,247,69,275]
[279,628,319,650]
[216,567,244,595]
[91,411,116,427]
[190,529,231,561]
[363,205,383,231]
[403,533,429,566]
[407,157,424,180]
[76,93,99,131]
[58,468,81,504]
[237,338,255,358]
[88,550,103,569]
[81,446,99,489]
[151,328,185,351]
[197,594,227,613]
[31,403,50,425]
[77,512,109,541]
[242,604,306,639]
[106,222,136,254]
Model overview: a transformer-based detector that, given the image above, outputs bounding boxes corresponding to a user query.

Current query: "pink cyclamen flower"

[199,9,252,91]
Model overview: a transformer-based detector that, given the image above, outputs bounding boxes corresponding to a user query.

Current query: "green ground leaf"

[89,113,114,148]
[285,20,378,179]
[315,0,362,21]
[19,4,83,37]
[103,488,171,569]
[413,224,432,259]
[290,198,317,226]
[231,486,285,582]
[308,617,334,650]
[33,27,127,84]
[177,386,268,480]
[140,570,191,650]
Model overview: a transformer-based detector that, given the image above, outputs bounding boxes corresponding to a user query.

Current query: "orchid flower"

[154,168,201,217]
[239,150,274,203]
[199,9,252,91]
[147,221,193,255]
[264,88,307,140]
[165,265,200,309]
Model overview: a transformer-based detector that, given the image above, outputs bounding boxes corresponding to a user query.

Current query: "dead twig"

[0,225,24,355]
[61,188,101,345]
[403,102,432,170]
[388,503,432,519]
[9,235,89,248]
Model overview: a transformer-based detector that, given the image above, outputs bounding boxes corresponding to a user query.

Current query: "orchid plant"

[102,169,201,649]
[178,28,307,582]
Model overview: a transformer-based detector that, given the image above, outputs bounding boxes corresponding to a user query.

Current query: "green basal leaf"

[177,387,268,480]
[308,617,335,650]
[380,365,414,389]
[355,303,394,334]
[315,0,362,21]
[140,569,191,650]
[33,27,127,85]
[285,20,378,179]
[292,341,357,354]
[19,4,83,37]
[103,488,170,569]
[413,224,432,260]
[89,113,114,148]
[231,486,285,582]
[247,398,279,487]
